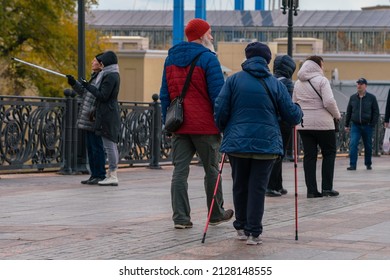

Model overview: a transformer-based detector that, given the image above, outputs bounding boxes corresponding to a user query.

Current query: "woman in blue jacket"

[214,42,303,245]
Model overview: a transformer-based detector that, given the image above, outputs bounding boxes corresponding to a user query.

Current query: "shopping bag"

[382,127,390,153]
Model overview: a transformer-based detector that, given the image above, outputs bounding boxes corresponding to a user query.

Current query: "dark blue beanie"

[245,42,272,64]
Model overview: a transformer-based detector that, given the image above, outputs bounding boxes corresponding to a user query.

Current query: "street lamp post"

[282,0,299,57]
[77,0,88,174]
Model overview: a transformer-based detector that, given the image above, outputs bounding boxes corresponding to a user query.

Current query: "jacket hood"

[241,57,272,79]
[167,41,212,67]
[273,55,296,79]
[297,60,324,81]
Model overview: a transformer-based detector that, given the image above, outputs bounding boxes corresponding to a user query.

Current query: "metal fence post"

[149,94,162,169]
[59,88,77,174]
[72,96,89,174]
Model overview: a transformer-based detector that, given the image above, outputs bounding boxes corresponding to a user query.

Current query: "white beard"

[201,37,215,52]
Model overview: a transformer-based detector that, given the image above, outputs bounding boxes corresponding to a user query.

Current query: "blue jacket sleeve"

[214,78,232,132]
[159,66,170,124]
[203,53,225,108]
[274,81,303,126]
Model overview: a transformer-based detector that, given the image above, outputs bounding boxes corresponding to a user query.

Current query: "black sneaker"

[278,188,288,195]
[87,177,105,185]
[347,166,356,170]
[366,165,372,170]
[307,192,323,198]
[81,176,94,184]
[209,209,234,226]
[322,190,339,197]
[174,222,193,229]
[266,189,282,197]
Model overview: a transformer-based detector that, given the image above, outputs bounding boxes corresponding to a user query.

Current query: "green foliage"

[0,0,108,97]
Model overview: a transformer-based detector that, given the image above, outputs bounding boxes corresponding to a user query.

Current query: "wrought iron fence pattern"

[0,94,387,173]
[0,97,64,171]
[118,103,153,163]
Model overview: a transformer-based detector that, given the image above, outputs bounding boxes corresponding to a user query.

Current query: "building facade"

[87,8,390,53]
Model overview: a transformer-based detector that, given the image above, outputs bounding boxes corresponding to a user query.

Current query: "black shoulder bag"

[164,54,201,133]
[307,80,339,132]
[259,78,279,117]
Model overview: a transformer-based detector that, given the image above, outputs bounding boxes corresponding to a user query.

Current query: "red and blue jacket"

[159,42,224,134]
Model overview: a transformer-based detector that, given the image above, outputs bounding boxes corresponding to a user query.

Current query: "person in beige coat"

[293,55,341,198]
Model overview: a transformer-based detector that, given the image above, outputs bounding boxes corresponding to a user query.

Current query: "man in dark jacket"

[214,42,303,244]
[384,88,390,127]
[266,55,296,197]
[160,18,233,229]
[345,78,379,170]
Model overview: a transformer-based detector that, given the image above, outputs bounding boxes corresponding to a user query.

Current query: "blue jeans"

[349,123,373,167]
[229,155,275,238]
[85,131,106,178]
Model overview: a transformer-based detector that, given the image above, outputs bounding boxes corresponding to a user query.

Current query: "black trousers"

[298,130,336,194]
[268,122,292,191]
[229,155,275,237]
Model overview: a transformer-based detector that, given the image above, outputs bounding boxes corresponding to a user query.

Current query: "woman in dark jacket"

[214,42,303,245]
[67,53,107,185]
[83,51,121,186]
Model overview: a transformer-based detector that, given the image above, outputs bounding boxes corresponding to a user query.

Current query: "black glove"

[66,75,77,86]
[78,77,89,87]
[164,130,172,138]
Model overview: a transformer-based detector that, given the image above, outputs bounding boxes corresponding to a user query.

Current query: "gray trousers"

[102,136,119,172]
[171,134,225,224]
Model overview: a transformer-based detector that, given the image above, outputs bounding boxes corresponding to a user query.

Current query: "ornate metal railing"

[0,92,172,173]
[0,92,386,173]
[0,96,65,171]
[117,94,171,167]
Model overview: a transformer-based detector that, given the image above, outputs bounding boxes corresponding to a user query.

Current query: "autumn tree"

[0,0,110,97]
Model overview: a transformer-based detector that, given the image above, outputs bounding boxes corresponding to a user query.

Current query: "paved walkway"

[1,155,390,260]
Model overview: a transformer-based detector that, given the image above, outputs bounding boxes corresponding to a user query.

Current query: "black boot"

[81,176,94,184]
[322,190,339,197]
[307,191,323,198]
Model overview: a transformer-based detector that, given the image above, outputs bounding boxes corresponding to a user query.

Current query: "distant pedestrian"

[215,42,303,245]
[159,18,234,229]
[345,78,379,170]
[384,88,390,128]
[266,55,296,197]
[293,55,341,198]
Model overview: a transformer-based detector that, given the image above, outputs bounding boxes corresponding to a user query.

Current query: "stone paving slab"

[1,155,390,260]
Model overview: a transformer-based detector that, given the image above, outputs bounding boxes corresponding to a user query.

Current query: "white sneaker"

[236,230,247,240]
[246,235,262,245]
[98,170,118,186]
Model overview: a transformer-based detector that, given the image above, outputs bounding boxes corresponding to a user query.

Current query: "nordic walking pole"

[11,57,67,78]
[293,125,299,240]
[201,153,226,243]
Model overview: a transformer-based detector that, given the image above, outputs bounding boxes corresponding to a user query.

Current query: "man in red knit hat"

[160,18,234,229]
[185,18,215,52]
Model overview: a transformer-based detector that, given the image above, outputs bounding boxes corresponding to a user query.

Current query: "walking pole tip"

[201,233,206,243]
